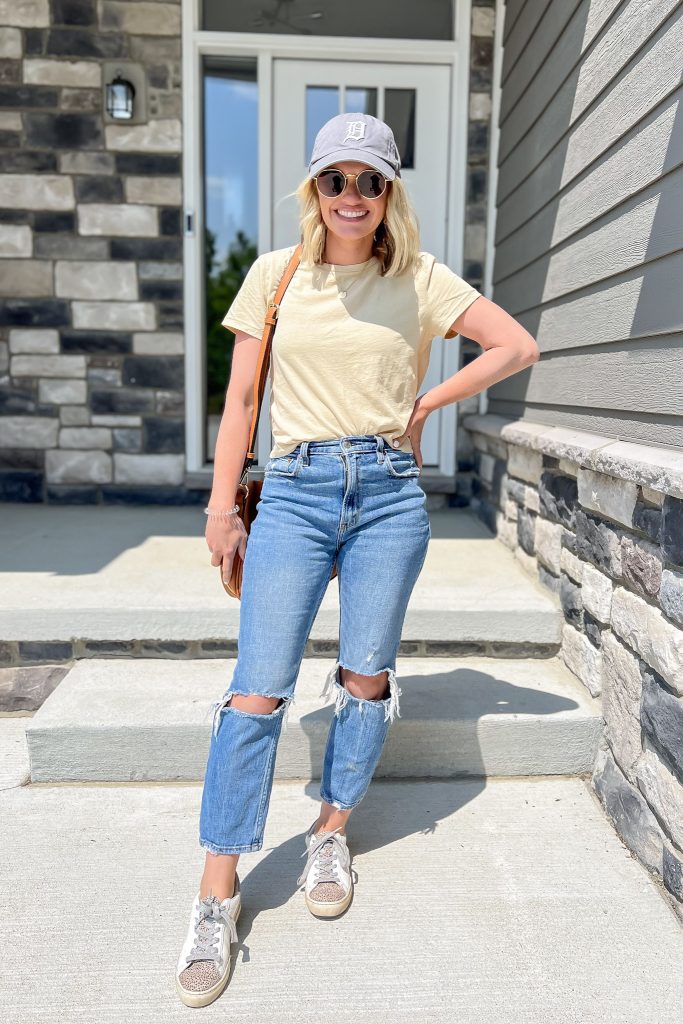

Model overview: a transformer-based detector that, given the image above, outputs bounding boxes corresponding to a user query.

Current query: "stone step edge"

[2,637,561,669]
[24,654,602,783]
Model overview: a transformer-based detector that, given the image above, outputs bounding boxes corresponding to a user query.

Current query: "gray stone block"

[581,562,613,623]
[635,737,683,852]
[632,499,662,543]
[0,0,50,27]
[601,633,643,783]
[539,470,578,528]
[517,507,535,556]
[505,477,526,506]
[0,664,68,712]
[535,517,563,574]
[0,415,58,448]
[621,535,662,599]
[578,468,638,528]
[582,611,602,649]
[9,328,59,354]
[611,587,683,695]
[11,354,86,378]
[38,378,87,404]
[55,260,137,300]
[113,452,184,485]
[559,573,583,628]
[45,448,112,484]
[592,744,664,877]
[561,622,602,697]
[660,568,683,626]
[575,508,622,579]
[640,664,683,780]
[0,260,53,298]
[508,444,542,485]
[663,844,683,904]
[661,496,683,567]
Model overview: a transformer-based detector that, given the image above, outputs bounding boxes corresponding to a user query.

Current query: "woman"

[175,112,539,1007]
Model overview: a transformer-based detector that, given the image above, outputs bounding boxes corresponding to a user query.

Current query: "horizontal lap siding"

[489,0,683,448]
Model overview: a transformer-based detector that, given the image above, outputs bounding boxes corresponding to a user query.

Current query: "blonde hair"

[294,174,422,277]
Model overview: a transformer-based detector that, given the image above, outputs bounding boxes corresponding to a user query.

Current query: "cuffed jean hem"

[199,837,264,855]
[317,790,364,812]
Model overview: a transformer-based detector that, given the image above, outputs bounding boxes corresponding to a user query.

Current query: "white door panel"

[271,59,453,468]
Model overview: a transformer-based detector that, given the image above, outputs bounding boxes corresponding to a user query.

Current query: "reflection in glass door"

[202,57,258,462]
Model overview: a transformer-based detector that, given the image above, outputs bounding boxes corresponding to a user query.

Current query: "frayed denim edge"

[320,661,402,723]
[207,689,294,739]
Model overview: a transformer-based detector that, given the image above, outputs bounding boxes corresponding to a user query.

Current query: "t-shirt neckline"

[321,255,377,273]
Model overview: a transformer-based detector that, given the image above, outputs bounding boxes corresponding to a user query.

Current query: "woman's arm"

[207,329,261,582]
[424,295,539,412]
[393,295,540,460]
[209,330,261,507]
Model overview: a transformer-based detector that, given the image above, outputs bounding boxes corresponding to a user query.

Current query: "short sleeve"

[221,256,266,339]
[422,256,482,339]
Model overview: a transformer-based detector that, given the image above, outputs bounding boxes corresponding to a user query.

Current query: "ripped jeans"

[198,434,431,855]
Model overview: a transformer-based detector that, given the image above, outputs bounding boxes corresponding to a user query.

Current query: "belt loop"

[300,440,309,466]
[375,434,385,463]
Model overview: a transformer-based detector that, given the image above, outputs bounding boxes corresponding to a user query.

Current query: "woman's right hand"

[207,515,248,584]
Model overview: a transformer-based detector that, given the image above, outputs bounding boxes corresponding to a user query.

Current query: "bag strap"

[241,243,302,479]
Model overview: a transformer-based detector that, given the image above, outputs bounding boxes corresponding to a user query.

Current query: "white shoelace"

[186,896,237,966]
[297,827,348,888]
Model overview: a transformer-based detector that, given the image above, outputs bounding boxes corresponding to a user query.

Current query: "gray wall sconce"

[102,62,147,126]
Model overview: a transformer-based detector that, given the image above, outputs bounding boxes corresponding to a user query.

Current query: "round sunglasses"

[314,167,388,201]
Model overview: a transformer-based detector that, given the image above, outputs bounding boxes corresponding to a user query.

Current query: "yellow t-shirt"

[221,245,482,459]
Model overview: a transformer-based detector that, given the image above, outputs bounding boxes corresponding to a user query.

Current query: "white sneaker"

[175,875,241,1007]
[297,824,353,918]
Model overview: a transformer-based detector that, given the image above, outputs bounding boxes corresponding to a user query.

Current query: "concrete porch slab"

[1,777,681,1022]
[0,503,561,648]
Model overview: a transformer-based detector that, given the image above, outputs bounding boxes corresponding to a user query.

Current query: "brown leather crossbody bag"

[220,244,338,599]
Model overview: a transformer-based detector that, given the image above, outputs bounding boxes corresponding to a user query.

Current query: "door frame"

[181,0,474,475]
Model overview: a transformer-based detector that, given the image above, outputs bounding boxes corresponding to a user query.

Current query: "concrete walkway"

[2,773,682,1023]
[0,503,560,646]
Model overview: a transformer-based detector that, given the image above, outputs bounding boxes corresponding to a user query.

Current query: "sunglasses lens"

[316,170,345,197]
[357,170,386,198]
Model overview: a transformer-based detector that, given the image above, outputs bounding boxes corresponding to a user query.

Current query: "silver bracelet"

[204,504,240,518]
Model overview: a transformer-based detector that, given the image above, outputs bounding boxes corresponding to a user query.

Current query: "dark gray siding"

[488,0,683,448]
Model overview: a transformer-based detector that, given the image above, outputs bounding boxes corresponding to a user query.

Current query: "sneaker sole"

[175,901,241,1008]
[305,883,353,918]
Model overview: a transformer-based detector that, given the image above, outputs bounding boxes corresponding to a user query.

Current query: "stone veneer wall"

[462,412,683,916]
[0,0,192,504]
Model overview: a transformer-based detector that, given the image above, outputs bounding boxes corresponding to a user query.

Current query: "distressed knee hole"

[340,667,389,702]
[210,690,293,736]
[320,662,402,723]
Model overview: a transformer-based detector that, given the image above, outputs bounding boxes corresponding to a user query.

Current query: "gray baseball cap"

[308,112,401,180]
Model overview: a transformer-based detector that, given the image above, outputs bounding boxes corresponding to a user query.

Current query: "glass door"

[202,57,259,463]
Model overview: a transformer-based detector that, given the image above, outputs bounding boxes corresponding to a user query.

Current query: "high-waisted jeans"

[198,434,431,855]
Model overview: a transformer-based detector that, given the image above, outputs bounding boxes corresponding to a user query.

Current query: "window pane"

[203,0,453,40]
[306,85,339,164]
[203,57,258,461]
[384,88,416,169]
[344,87,377,117]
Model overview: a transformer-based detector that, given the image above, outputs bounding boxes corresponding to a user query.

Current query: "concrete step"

[2,777,682,1022]
[1,505,562,663]
[25,655,601,783]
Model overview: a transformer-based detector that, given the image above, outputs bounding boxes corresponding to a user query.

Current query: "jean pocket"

[264,452,301,478]
[383,451,421,478]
